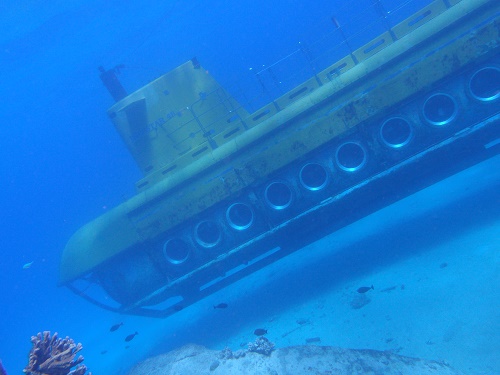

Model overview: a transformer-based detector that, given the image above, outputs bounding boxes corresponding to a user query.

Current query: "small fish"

[254,328,267,336]
[305,337,321,343]
[100,350,108,355]
[109,322,123,332]
[173,305,184,311]
[380,285,397,293]
[22,261,34,269]
[214,303,228,309]
[357,285,374,293]
[125,332,138,342]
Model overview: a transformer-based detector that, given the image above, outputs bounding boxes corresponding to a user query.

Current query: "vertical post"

[299,42,322,86]
[331,17,359,64]
[370,0,397,41]
[98,65,128,102]
[250,67,281,111]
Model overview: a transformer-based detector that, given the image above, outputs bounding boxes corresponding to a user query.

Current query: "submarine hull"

[61,0,500,317]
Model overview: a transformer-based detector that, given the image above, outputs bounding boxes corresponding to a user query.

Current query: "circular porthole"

[380,117,413,148]
[335,142,367,172]
[423,93,458,126]
[163,238,190,265]
[264,182,293,210]
[226,203,254,230]
[469,67,500,102]
[194,221,221,248]
[299,163,329,191]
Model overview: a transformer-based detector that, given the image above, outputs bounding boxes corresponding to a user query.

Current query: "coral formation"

[0,360,7,375]
[218,337,275,361]
[23,332,91,375]
[247,337,275,356]
[129,344,464,375]
[217,347,246,360]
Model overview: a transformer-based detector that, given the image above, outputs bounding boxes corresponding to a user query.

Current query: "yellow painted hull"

[60,0,500,316]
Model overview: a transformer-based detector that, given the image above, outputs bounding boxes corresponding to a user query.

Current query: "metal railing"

[223,0,439,113]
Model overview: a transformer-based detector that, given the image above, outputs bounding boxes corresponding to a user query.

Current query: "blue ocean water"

[1,1,498,375]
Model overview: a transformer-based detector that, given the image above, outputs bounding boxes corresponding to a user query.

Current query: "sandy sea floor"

[209,220,499,375]
[204,156,500,375]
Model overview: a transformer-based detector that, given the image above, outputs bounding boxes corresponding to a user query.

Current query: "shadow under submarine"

[60,0,500,317]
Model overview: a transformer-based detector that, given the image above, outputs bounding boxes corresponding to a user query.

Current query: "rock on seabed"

[128,344,465,375]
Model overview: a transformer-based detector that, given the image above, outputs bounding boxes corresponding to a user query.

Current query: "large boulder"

[128,343,465,375]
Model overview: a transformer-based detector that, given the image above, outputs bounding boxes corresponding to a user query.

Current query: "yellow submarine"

[60,0,500,317]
